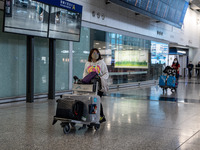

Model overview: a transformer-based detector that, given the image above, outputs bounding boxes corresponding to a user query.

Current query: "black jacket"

[188,64,194,70]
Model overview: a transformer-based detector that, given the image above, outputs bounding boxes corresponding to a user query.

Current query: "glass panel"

[34,37,49,94]
[104,31,150,84]
[73,26,165,85]
[0,11,26,98]
[56,40,69,91]
[73,27,90,79]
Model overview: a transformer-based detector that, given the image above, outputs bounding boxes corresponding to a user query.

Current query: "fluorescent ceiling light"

[61,50,69,53]
[178,50,186,54]
[83,51,90,54]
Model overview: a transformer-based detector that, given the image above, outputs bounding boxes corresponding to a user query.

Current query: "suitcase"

[166,76,176,88]
[60,94,101,124]
[159,75,167,87]
[55,98,84,120]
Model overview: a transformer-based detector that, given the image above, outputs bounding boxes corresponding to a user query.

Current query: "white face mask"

[92,53,99,60]
[174,61,177,63]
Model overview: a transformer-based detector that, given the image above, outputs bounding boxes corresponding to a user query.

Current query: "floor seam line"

[175,130,200,150]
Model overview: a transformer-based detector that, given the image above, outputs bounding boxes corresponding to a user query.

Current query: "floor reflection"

[109,78,200,103]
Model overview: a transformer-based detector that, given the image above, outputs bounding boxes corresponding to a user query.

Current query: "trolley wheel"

[87,124,93,129]
[94,124,100,130]
[70,123,76,127]
[63,124,71,134]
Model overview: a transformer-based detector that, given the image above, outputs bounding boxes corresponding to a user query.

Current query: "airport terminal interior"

[1,0,200,150]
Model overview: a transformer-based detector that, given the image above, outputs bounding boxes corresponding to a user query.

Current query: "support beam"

[69,41,73,90]
[26,36,34,103]
[48,38,56,99]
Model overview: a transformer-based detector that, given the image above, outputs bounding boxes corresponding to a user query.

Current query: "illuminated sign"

[34,0,82,13]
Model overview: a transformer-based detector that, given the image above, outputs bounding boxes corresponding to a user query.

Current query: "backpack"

[72,101,84,120]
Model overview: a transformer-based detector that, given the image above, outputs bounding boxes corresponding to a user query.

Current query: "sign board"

[34,0,82,13]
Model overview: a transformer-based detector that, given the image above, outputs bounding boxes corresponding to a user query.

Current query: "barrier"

[184,67,200,77]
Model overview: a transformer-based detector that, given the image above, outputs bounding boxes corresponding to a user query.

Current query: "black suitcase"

[55,98,84,120]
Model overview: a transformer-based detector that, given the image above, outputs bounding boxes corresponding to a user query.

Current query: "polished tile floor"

[1,78,200,150]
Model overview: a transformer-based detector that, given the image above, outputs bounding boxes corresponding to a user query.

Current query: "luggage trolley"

[159,66,177,93]
[52,76,101,134]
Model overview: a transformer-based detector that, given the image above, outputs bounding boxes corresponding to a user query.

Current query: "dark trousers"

[189,69,192,78]
[100,103,104,117]
[98,91,104,117]
[196,69,200,76]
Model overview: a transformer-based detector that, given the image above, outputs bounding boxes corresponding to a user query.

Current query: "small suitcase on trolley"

[166,76,176,88]
[159,75,167,87]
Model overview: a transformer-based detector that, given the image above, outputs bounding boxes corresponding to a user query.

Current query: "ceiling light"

[178,50,186,54]
[61,50,69,53]
[83,51,90,54]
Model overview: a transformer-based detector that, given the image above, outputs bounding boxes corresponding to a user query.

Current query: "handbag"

[82,72,98,84]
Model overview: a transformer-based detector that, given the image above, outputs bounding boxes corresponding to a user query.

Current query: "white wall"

[192,48,200,64]
[69,0,200,49]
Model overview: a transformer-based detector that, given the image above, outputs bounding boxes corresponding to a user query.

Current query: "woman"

[83,48,109,123]
[171,58,180,81]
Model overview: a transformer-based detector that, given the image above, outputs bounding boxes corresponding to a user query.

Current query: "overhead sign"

[34,0,83,13]
[110,0,189,28]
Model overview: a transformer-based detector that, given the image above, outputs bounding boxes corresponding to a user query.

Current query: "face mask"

[174,61,177,63]
[92,53,99,60]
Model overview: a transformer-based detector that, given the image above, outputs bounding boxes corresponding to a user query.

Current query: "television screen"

[151,41,169,64]
[4,0,49,37]
[33,0,83,41]
[48,6,81,41]
[114,50,148,69]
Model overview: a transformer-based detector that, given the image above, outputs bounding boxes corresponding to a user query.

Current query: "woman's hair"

[173,58,180,67]
[88,48,102,62]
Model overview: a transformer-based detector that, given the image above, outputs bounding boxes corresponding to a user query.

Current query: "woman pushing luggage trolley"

[52,48,109,134]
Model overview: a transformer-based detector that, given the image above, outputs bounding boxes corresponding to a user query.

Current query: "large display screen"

[3,0,83,41]
[109,0,189,28]
[49,6,81,41]
[114,50,148,68]
[4,0,49,37]
[151,41,168,64]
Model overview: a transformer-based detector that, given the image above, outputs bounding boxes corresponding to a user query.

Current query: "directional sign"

[34,0,82,13]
